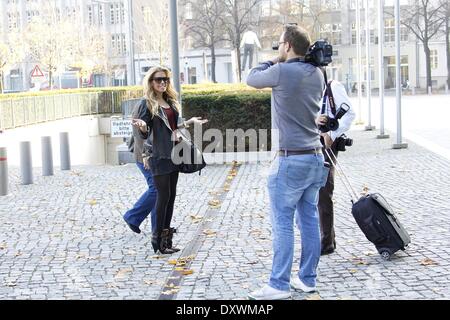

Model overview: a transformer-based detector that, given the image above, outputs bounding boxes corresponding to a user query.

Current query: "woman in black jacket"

[132,66,207,254]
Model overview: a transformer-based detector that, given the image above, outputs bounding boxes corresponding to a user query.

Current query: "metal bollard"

[41,136,54,176]
[0,147,8,196]
[20,141,33,185]
[60,132,71,171]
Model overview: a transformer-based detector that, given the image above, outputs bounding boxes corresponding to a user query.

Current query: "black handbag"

[176,131,206,174]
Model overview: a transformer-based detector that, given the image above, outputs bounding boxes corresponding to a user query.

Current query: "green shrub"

[182,91,272,151]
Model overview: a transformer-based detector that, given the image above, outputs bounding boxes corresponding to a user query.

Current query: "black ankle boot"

[152,230,175,255]
[167,228,180,253]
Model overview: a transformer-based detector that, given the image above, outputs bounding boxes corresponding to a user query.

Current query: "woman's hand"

[186,117,208,126]
[132,119,148,132]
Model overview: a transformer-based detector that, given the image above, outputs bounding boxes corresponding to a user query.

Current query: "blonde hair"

[142,66,181,118]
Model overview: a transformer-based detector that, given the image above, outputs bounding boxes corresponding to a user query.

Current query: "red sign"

[31,65,45,78]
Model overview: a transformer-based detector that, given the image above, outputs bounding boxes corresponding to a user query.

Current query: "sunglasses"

[152,77,170,84]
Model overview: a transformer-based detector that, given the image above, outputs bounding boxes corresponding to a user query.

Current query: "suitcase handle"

[324,148,359,203]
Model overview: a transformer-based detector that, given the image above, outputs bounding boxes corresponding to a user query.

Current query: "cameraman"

[246,24,329,300]
[318,79,356,256]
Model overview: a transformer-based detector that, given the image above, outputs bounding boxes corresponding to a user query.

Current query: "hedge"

[1,83,274,150]
[182,90,272,152]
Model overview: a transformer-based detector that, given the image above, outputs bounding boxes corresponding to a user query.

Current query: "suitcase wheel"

[380,250,391,261]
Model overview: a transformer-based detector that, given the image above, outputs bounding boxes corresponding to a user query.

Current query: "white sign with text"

[111,119,133,138]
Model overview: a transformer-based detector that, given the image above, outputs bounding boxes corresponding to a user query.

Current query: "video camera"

[272,39,333,67]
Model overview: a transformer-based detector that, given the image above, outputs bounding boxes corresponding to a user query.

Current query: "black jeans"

[318,142,339,250]
[153,171,179,234]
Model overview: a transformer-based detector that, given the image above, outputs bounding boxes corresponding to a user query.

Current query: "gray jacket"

[131,101,146,163]
[247,58,325,151]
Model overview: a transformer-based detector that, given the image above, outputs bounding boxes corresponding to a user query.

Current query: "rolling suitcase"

[324,149,411,260]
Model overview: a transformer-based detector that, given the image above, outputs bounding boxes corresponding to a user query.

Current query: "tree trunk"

[0,71,4,94]
[236,45,242,83]
[424,43,432,90]
[49,69,53,90]
[210,45,217,83]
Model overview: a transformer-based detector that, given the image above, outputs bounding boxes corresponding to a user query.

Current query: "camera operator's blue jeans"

[123,162,157,234]
[267,154,329,291]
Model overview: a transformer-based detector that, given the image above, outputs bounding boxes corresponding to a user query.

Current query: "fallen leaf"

[0,243,7,250]
[190,215,203,223]
[168,260,178,265]
[349,269,358,274]
[361,186,370,196]
[115,268,133,279]
[181,269,194,276]
[352,258,368,265]
[420,258,439,266]
[175,267,185,272]
[14,252,22,257]
[208,200,221,208]
[203,229,217,236]
[88,199,98,206]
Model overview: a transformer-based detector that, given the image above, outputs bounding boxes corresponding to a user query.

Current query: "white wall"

[0,116,124,168]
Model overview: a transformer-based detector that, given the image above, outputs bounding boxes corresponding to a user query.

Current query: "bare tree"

[24,2,76,89]
[0,33,26,93]
[181,0,227,83]
[134,0,171,66]
[221,0,261,82]
[396,0,446,89]
[72,28,107,87]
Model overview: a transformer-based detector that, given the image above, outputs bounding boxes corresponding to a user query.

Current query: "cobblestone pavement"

[1,128,449,300]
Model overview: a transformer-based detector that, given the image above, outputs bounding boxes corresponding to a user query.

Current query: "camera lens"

[328,119,339,131]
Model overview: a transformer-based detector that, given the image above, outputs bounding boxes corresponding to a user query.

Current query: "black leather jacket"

[136,98,184,160]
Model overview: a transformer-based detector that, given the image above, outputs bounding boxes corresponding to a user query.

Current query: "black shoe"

[152,230,175,254]
[167,228,181,253]
[321,245,335,256]
[124,219,141,234]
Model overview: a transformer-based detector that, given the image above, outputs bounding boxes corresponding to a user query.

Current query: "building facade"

[0,0,447,91]
[0,0,135,91]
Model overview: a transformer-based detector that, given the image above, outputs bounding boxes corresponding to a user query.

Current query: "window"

[430,50,438,69]
[99,5,104,25]
[120,3,125,24]
[88,6,93,25]
[384,19,395,43]
[320,23,341,45]
[110,4,115,24]
[185,3,193,20]
[261,0,271,17]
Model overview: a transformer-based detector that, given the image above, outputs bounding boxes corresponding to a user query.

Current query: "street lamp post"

[393,0,408,149]
[356,0,364,125]
[127,0,136,86]
[365,0,375,131]
[169,0,182,113]
[377,0,389,139]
